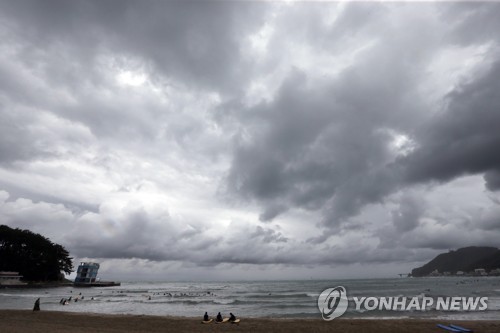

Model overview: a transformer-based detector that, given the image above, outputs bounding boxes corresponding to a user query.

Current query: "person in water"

[229,313,236,322]
[203,312,209,321]
[216,312,223,322]
[33,298,40,311]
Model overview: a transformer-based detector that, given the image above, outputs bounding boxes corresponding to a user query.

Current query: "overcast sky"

[1,1,499,281]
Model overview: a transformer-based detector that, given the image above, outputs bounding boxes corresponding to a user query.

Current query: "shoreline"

[0,280,74,289]
[1,310,500,333]
[0,283,73,289]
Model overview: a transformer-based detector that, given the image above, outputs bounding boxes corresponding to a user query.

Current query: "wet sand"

[1,310,499,333]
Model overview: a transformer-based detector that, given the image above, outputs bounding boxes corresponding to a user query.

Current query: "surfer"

[229,313,236,322]
[203,312,209,321]
[33,298,40,311]
[216,312,223,322]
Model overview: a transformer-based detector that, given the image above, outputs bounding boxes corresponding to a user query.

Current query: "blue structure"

[74,262,100,284]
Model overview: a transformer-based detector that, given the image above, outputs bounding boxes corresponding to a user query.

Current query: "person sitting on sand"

[33,298,40,311]
[216,312,223,322]
[203,312,209,321]
[229,313,236,322]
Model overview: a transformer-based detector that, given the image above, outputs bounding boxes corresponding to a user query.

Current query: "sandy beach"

[0,310,499,333]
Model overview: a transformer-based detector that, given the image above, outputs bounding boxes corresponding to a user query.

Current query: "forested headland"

[0,225,73,282]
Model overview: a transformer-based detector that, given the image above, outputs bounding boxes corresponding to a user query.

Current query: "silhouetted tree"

[0,225,73,281]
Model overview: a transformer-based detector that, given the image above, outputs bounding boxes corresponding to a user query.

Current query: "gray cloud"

[225,3,500,233]
[400,60,500,186]
[1,0,265,92]
[1,1,500,278]
[484,170,500,191]
[477,205,500,231]
[391,194,425,233]
[441,3,500,46]
[0,0,265,172]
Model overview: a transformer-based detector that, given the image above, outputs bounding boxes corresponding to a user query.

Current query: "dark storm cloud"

[226,2,500,233]
[2,0,500,274]
[0,0,264,92]
[400,59,500,186]
[226,42,425,226]
[0,0,266,167]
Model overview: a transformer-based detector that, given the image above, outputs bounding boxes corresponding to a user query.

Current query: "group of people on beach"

[203,311,237,322]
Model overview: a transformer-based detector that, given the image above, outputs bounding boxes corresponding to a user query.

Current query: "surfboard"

[437,324,462,332]
[202,319,213,324]
[230,319,241,324]
[449,324,473,333]
[215,318,229,324]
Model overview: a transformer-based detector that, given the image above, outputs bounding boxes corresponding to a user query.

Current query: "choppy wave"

[1,277,500,319]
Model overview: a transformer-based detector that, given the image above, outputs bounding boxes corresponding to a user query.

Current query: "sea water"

[1,277,499,319]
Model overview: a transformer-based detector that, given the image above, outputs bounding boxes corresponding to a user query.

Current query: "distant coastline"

[411,246,500,277]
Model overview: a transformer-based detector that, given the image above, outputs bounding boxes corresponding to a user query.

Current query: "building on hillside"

[429,269,440,277]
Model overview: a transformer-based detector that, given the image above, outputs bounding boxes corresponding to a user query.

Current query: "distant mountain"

[411,246,500,277]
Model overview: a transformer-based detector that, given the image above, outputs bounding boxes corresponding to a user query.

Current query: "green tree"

[0,225,73,281]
